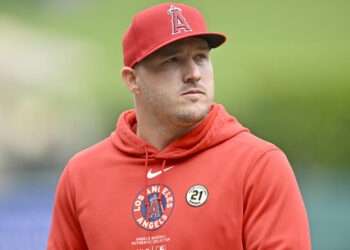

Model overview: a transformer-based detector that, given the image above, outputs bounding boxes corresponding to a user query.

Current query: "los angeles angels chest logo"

[132,184,175,231]
[168,5,192,34]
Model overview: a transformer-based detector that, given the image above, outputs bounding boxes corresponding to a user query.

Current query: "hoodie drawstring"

[157,159,166,214]
[144,146,150,220]
[144,146,167,219]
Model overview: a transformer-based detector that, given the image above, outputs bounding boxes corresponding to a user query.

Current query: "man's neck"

[135,113,199,151]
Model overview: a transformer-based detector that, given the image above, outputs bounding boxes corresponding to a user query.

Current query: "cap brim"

[132,32,226,67]
[195,33,226,48]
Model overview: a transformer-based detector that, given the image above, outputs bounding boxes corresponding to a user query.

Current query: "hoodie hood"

[111,103,249,159]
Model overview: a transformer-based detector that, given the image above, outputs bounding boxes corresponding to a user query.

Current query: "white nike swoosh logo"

[147,166,175,179]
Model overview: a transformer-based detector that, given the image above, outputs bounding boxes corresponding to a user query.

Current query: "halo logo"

[167,5,192,34]
[132,184,175,231]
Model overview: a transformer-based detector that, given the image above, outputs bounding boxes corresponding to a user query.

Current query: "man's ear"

[121,67,141,95]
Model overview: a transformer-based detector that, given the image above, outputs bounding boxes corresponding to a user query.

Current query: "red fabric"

[47,103,311,250]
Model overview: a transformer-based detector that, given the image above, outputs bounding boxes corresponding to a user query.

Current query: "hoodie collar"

[111,103,248,160]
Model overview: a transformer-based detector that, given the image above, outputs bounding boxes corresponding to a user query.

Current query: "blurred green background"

[0,0,349,249]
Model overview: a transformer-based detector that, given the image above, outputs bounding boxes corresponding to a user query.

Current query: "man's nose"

[183,59,201,83]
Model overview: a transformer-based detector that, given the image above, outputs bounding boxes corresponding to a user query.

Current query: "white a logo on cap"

[168,5,192,35]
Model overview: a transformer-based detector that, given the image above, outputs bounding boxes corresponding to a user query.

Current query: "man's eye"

[166,57,178,63]
[196,54,207,60]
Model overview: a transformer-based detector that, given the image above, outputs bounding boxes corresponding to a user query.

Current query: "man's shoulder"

[222,131,290,176]
[226,130,280,155]
[66,136,114,168]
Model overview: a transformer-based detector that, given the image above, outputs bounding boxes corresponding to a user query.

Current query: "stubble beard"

[172,102,211,126]
[141,86,211,128]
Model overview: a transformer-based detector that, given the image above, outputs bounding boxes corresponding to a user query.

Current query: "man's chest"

[75,155,246,250]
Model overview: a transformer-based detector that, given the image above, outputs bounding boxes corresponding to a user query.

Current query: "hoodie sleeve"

[243,149,311,250]
[47,164,88,250]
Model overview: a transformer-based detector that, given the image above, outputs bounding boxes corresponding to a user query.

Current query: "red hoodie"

[47,103,311,249]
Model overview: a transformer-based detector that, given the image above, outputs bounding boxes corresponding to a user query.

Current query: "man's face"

[134,37,214,127]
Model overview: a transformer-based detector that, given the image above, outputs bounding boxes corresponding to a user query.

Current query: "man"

[48,3,311,249]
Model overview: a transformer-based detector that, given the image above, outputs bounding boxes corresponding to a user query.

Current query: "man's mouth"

[181,89,205,95]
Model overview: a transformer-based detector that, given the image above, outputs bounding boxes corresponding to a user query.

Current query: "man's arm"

[47,164,88,250]
[243,149,311,249]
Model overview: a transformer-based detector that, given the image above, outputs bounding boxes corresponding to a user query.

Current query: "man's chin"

[174,103,211,126]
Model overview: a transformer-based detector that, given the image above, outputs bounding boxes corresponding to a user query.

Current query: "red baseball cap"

[123,3,226,67]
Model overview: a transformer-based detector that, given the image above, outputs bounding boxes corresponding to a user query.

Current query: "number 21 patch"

[186,185,209,207]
